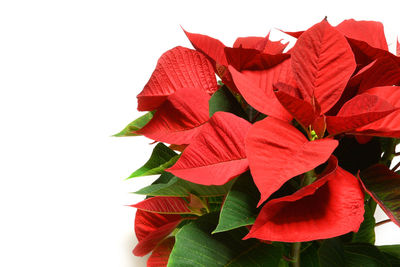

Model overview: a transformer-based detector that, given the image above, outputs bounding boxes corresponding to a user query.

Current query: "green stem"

[291,170,316,266]
[291,242,301,267]
[381,138,397,167]
[289,172,314,267]
[376,218,391,227]
[301,170,316,188]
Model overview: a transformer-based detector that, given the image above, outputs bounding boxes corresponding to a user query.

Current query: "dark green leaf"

[301,243,320,267]
[209,85,247,118]
[134,173,187,196]
[382,252,400,267]
[352,204,376,244]
[135,172,234,197]
[344,243,390,267]
[378,245,400,258]
[318,238,345,267]
[379,137,397,167]
[359,164,400,226]
[213,172,259,233]
[227,242,284,267]
[113,111,154,136]
[167,213,284,267]
[127,143,178,179]
[278,258,290,267]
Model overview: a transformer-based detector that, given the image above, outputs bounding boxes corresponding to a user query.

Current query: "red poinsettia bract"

[245,156,364,242]
[133,210,182,257]
[127,18,400,255]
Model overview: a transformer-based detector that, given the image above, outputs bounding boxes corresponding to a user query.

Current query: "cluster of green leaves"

[116,85,400,266]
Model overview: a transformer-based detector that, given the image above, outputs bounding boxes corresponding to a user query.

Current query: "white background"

[1,1,400,266]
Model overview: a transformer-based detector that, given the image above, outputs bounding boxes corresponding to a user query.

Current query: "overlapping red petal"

[291,20,356,112]
[147,237,175,267]
[233,32,288,54]
[167,112,251,185]
[245,117,338,205]
[326,93,397,135]
[136,87,210,145]
[353,86,400,137]
[273,83,319,128]
[336,19,388,50]
[131,196,192,214]
[183,29,228,66]
[133,210,182,256]
[129,19,400,253]
[225,47,289,71]
[233,36,266,50]
[137,46,217,111]
[229,59,295,121]
[245,156,365,242]
[356,55,400,93]
[262,34,289,54]
[345,37,399,69]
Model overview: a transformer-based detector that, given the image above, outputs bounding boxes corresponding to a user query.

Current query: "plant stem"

[301,170,316,188]
[291,170,316,266]
[381,138,397,167]
[391,161,400,172]
[291,242,301,267]
[376,219,391,227]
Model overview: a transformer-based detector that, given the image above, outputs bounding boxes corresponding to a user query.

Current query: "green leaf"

[134,173,187,196]
[167,213,284,267]
[344,243,390,267]
[352,204,376,244]
[127,143,178,179]
[382,252,400,267]
[359,164,400,226]
[378,245,400,258]
[213,172,259,233]
[113,111,154,136]
[318,238,345,267]
[278,258,290,267]
[135,172,235,197]
[301,243,320,267]
[379,244,400,266]
[227,242,285,267]
[209,85,247,118]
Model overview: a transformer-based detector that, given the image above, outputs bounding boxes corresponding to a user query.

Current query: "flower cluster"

[117,19,400,266]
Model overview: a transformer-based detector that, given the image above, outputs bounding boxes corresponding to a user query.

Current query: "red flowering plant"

[115,18,400,266]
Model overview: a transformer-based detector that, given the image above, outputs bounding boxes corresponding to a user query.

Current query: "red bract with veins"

[242,20,399,241]
[183,28,289,92]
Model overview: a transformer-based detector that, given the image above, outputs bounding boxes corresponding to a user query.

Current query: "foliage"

[119,19,400,266]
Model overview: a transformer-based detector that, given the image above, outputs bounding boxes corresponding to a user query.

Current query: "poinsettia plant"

[116,18,400,266]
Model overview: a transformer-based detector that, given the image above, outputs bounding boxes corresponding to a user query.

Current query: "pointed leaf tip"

[336,19,388,51]
[168,112,251,185]
[137,46,217,111]
[137,87,211,145]
[127,143,177,179]
[245,117,338,206]
[291,20,356,113]
[113,111,154,137]
[228,59,294,121]
[131,196,192,214]
[133,210,182,256]
[246,156,364,242]
[326,93,397,136]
